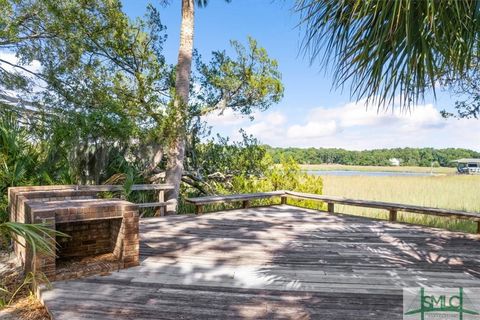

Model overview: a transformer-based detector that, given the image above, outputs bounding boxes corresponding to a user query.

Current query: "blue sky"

[123,1,479,151]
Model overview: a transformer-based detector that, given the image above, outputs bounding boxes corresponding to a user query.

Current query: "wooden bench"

[186,190,480,233]
[285,191,480,228]
[185,191,285,214]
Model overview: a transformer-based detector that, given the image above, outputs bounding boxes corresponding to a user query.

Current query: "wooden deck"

[39,205,480,319]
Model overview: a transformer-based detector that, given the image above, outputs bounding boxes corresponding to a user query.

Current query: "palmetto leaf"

[0,222,69,257]
[296,0,480,110]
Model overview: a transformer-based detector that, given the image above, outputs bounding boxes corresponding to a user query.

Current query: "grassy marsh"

[319,174,480,233]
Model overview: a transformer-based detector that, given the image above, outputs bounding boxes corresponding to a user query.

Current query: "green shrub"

[188,156,324,213]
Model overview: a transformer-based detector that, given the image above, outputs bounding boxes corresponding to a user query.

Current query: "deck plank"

[39,205,480,319]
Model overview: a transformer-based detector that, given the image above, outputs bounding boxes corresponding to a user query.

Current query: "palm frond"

[0,222,69,257]
[296,0,480,110]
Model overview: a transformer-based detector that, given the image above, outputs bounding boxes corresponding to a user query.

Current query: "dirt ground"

[0,296,50,320]
[0,251,50,320]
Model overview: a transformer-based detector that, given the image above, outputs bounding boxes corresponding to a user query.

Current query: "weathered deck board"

[39,205,480,319]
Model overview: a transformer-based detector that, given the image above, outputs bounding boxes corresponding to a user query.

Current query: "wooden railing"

[185,190,480,233]
[79,184,175,216]
[185,191,285,214]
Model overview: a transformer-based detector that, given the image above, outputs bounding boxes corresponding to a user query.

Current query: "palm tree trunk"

[165,0,195,212]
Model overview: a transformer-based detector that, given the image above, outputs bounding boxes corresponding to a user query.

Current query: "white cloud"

[314,101,383,127]
[265,111,286,125]
[202,108,247,126]
[240,111,287,141]
[0,50,45,99]
[309,100,445,132]
[206,99,480,151]
[280,101,446,142]
[395,104,445,131]
[0,50,42,75]
[203,109,288,143]
[287,120,338,139]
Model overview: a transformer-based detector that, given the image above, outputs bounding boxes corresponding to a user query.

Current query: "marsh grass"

[321,175,480,233]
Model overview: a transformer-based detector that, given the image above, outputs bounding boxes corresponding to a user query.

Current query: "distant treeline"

[265,147,480,167]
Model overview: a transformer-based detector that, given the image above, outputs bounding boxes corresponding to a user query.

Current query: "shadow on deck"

[39,205,480,319]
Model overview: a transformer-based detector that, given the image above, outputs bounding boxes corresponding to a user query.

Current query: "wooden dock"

[39,205,480,319]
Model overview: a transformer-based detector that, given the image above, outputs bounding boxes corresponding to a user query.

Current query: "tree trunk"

[165,0,195,213]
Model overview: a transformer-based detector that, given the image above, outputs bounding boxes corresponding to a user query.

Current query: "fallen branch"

[181,176,209,195]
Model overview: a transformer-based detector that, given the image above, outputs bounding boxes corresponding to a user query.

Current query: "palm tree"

[165,0,195,209]
[165,0,230,210]
[295,0,480,109]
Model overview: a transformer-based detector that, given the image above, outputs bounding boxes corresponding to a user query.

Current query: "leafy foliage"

[441,61,480,119]
[194,37,284,116]
[0,0,286,222]
[1,0,173,184]
[184,155,324,213]
[228,156,323,195]
[189,131,269,178]
[1,0,284,191]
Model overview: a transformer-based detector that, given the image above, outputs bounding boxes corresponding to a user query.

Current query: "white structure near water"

[452,158,480,174]
[389,158,401,166]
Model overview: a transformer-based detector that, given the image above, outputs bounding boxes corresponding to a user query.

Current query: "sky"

[3,1,479,151]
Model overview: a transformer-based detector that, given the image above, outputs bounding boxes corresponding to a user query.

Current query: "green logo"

[404,287,480,320]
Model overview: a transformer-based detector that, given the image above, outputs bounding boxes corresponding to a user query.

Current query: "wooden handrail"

[186,190,480,233]
[76,184,174,192]
[76,184,174,217]
[77,184,174,216]
[185,191,284,214]
[284,191,480,222]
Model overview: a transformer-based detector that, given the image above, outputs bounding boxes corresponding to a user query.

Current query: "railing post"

[327,202,334,213]
[242,200,250,208]
[477,221,480,234]
[195,205,203,215]
[156,190,165,217]
[389,210,397,222]
[281,195,287,205]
